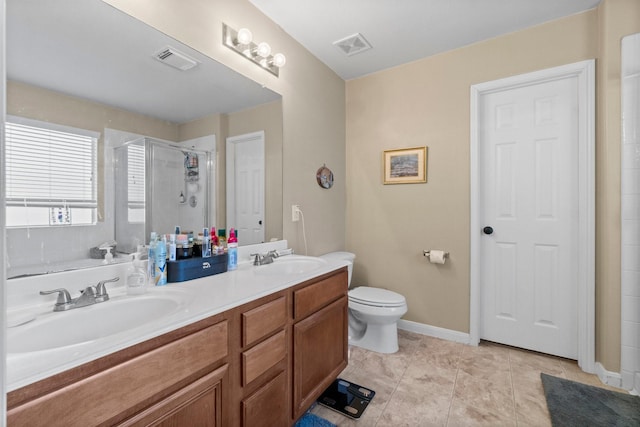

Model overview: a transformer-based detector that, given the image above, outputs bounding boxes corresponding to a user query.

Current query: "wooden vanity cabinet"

[291,270,349,421]
[7,316,229,427]
[231,294,290,427]
[7,266,348,427]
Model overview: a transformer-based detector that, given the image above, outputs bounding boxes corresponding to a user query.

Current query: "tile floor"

[311,330,621,426]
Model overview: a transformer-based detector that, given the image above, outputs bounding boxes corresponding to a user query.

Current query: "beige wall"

[346,2,640,372]
[104,0,347,256]
[594,0,640,371]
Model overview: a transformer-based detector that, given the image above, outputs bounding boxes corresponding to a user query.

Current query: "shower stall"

[114,137,212,253]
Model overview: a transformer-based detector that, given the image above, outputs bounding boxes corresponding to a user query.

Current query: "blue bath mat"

[294,412,336,427]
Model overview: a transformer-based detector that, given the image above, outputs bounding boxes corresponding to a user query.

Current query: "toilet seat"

[349,286,406,308]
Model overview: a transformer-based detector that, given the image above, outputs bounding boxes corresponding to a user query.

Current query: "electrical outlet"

[292,204,300,222]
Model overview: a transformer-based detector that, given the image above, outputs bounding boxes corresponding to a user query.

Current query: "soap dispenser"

[103,246,113,264]
[126,252,147,295]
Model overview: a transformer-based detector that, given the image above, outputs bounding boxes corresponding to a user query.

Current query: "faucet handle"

[267,250,279,258]
[39,288,72,305]
[250,253,262,265]
[95,277,120,301]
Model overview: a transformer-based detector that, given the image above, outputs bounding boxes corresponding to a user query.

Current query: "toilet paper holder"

[423,250,449,259]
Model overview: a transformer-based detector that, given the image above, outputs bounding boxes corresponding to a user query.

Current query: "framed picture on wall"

[383,146,427,184]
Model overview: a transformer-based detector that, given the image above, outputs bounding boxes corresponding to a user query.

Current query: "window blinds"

[5,118,98,208]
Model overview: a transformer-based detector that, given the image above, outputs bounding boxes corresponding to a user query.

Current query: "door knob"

[483,226,494,235]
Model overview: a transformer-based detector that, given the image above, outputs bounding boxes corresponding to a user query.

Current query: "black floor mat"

[317,378,376,419]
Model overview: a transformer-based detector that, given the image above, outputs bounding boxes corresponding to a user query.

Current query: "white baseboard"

[397,319,471,344]
[595,362,624,389]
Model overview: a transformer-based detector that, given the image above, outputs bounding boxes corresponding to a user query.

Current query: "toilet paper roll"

[429,250,447,264]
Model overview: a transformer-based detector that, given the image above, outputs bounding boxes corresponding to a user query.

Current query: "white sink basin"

[7,292,189,354]
[254,256,327,276]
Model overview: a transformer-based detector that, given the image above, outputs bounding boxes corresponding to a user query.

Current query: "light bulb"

[236,28,252,45]
[255,42,271,58]
[272,53,286,68]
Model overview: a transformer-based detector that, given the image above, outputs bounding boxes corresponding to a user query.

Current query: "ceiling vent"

[153,46,199,71]
[333,33,372,57]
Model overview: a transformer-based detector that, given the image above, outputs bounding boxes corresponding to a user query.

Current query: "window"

[127,143,145,223]
[5,116,99,227]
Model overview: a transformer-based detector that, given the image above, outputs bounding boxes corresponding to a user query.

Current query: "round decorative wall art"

[316,164,334,189]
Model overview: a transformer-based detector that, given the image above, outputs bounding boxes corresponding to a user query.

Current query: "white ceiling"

[7,0,280,124]
[249,0,602,80]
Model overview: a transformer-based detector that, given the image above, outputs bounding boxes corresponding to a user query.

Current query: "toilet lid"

[349,286,406,307]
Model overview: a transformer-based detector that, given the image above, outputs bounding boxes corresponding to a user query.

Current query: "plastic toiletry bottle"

[155,235,168,285]
[218,229,227,254]
[126,252,147,295]
[169,234,177,261]
[227,228,238,271]
[211,227,219,248]
[202,227,212,257]
[147,232,157,286]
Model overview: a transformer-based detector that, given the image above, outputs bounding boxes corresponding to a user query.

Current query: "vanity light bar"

[222,23,285,77]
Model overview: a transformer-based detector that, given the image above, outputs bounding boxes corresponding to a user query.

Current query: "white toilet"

[320,252,408,354]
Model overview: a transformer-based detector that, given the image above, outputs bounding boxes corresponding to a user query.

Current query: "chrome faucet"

[40,277,120,312]
[250,251,278,266]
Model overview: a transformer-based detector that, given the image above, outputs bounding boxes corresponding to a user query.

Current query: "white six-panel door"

[226,131,265,245]
[478,76,579,359]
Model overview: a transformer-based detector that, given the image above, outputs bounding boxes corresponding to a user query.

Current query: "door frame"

[469,60,595,372]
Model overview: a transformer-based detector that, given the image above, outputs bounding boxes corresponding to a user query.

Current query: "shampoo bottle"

[155,235,168,286]
[227,228,238,271]
[211,227,219,248]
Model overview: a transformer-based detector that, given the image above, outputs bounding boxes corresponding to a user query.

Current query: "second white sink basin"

[254,255,327,276]
[7,292,189,354]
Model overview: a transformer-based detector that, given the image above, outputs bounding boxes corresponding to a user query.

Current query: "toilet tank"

[320,252,355,287]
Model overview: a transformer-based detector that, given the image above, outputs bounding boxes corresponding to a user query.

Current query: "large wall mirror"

[6,0,283,278]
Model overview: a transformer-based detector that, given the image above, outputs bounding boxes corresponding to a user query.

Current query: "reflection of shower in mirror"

[114,136,214,254]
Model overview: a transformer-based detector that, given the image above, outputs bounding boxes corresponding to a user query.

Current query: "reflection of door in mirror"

[227,132,265,245]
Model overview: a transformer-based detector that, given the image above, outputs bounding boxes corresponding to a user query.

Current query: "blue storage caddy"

[167,254,228,283]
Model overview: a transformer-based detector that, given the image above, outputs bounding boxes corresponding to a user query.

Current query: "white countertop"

[6,247,347,392]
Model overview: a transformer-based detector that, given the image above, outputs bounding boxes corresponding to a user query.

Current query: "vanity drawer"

[7,321,228,427]
[242,330,286,387]
[294,269,347,320]
[242,296,287,348]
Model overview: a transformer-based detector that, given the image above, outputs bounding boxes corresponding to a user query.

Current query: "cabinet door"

[292,296,348,419]
[119,365,227,427]
[242,370,288,427]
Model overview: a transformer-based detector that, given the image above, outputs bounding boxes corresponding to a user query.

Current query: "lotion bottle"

[227,228,238,271]
[147,232,157,286]
[155,235,168,285]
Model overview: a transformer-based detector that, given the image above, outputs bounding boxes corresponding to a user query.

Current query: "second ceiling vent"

[333,33,372,57]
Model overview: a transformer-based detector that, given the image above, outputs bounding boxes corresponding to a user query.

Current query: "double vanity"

[6,244,349,426]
